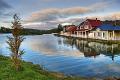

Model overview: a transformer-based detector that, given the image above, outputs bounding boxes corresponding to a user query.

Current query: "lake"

[1,34,120,78]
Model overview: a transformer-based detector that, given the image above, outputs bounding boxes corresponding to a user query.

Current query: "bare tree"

[7,14,25,71]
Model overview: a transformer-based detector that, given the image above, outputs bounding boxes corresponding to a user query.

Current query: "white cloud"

[25,1,110,23]
[23,12,120,30]
[87,12,120,20]
[23,1,118,29]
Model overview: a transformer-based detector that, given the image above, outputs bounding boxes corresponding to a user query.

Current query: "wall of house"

[107,31,114,40]
[114,31,120,40]
[91,30,120,40]
[79,21,92,31]
[90,29,108,40]
[76,31,88,38]
[61,24,120,40]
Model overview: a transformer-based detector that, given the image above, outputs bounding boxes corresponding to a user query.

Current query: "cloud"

[24,12,120,30]
[0,0,11,9]
[23,1,115,30]
[25,1,109,23]
[23,17,84,30]
[26,8,60,22]
[24,35,83,57]
[23,22,51,30]
[105,12,120,20]
[0,0,12,17]
[87,12,120,20]
[25,7,90,23]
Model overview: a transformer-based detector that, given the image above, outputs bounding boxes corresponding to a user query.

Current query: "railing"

[60,32,120,40]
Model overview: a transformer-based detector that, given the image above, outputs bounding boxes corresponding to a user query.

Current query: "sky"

[0,0,120,30]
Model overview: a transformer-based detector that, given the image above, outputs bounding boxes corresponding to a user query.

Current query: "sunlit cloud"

[25,1,110,23]
[87,12,120,20]
[22,1,112,29]
[1,0,119,29]
[25,35,84,57]
[23,17,84,29]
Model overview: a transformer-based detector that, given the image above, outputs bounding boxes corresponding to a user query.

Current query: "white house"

[90,24,120,40]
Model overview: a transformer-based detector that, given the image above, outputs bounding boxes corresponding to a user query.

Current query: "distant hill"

[0,27,60,35]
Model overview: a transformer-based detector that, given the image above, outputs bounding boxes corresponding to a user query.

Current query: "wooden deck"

[54,33,120,44]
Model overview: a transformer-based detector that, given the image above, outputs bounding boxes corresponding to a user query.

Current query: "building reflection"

[58,37,120,61]
[75,40,100,58]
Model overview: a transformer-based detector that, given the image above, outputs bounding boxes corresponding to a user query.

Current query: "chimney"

[95,18,98,22]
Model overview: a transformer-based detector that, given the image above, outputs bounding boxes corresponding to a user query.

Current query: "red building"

[63,25,77,36]
[76,18,102,38]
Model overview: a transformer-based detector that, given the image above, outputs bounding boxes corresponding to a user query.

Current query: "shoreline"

[0,55,91,80]
[0,34,120,79]
[0,55,120,80]
[54,33,120,45]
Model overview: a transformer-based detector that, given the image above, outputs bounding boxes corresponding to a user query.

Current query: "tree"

[7,14,25,71]
[58,24,63,31]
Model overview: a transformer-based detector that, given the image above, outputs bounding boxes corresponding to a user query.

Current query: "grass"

[0,55,89,80]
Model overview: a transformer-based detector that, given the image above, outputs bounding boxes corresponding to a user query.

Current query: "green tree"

[7,14,25,71]
[58,24,63,31]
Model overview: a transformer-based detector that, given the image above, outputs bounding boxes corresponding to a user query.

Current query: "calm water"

[1,34,120,78]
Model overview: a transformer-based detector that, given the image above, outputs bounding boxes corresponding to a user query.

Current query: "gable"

[96,28,101,31]
[87,19,101,27]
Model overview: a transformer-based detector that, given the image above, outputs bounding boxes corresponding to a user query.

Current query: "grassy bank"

[0,55,90,80]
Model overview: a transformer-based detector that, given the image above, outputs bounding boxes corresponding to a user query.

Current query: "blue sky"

[0,0,120,29]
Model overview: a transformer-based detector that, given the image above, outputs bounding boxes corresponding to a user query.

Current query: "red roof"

[87,19,101,27]
[66,25,77,32]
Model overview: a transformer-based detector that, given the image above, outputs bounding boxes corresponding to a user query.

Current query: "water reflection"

[58,36,120,61]
[1,34,120,78]
[25,35,83,58]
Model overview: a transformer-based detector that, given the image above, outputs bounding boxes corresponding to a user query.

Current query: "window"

[98,32,101,36]
[94,33,96,37]
[103,32,105,38]
[80,26,83,29]
[85,25,89,29]
[110,32,113,38]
